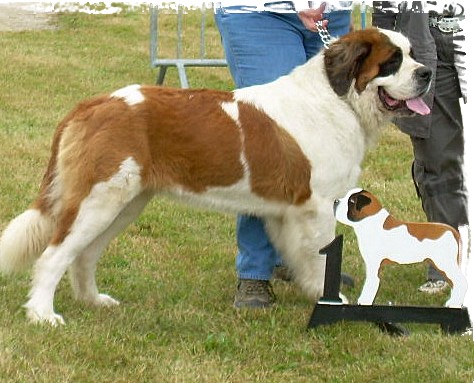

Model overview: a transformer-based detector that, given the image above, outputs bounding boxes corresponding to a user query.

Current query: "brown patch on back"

[34,86,249,244]
[383,212,461,265]
[383,214,402,230]
[383,218,459,242]
[238,102,312,205]
[141,87,245,192]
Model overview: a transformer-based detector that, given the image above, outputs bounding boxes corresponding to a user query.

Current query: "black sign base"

[308,235,471,335]
[308,303,471,334]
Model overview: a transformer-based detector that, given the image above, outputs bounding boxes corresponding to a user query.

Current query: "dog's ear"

[355,193,372,211]
[324,39,372,96]
[348,191,373,222]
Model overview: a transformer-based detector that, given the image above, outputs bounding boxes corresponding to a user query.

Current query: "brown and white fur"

[334,188,468,308]
[0,28,432,325]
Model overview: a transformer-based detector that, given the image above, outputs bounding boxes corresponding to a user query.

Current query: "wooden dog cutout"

[334,188,468,308]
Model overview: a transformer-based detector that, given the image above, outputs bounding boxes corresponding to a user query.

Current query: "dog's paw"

[444,298,462,308]
[357,298,374,306]
[339,292,349,304]
[94,293,120,307]
[26,309,65,326]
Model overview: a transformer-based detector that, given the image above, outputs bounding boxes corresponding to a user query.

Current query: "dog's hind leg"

[24,158,144,325]
[444,272,468,308]
[69,191,153,307]
[431,258,469,308]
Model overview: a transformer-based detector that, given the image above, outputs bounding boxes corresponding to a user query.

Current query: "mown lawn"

[0,6,472,383]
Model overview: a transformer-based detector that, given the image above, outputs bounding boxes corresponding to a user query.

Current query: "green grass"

[0,8,472,383]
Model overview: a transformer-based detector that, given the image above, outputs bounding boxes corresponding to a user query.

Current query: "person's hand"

[298,3,328,32]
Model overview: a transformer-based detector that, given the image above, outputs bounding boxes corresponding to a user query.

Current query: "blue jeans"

[215,7,351,280]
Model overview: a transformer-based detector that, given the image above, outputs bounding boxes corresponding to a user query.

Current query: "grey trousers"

[412,26,468,280]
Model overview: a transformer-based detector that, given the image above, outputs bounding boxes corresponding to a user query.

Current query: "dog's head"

[334,188,383,226]
[324,28,432,117]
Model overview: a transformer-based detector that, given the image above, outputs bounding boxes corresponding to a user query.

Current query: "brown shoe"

[234,279,276,308]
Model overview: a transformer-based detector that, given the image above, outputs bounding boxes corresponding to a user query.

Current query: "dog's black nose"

[415,66,432,81]
[333,199,340,214]
[415,66,432,85]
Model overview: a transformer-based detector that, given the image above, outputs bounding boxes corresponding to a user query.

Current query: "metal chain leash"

[315,20,336,49]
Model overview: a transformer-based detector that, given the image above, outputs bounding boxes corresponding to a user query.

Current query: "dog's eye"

[348,197,356,206]
[378,49,402,77]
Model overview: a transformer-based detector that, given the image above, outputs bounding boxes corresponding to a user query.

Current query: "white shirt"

[215,1,353,12]
[373,1,463,15]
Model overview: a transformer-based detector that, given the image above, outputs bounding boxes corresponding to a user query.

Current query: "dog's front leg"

[265,200,336,301]
[358,258,381,305]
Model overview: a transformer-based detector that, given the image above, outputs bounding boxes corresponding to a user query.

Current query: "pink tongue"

[406,97,430,115]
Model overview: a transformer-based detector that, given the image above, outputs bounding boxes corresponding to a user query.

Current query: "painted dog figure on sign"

[334,188,468,308]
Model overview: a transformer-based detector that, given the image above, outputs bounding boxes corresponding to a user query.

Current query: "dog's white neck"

[345,86,392,148]
[307,54,390,149]
[354,208,390,233]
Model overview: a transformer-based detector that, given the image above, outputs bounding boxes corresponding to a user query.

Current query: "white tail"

[0,209,54,274]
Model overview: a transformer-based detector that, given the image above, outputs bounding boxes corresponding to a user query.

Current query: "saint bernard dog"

[0,28,432,325]
[334,189,468,308]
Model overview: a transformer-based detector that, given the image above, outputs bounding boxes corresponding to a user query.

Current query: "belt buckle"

[437,17,462,33]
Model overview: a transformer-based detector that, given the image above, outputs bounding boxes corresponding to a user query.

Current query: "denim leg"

[214,10,351,87]
[236,215,278,280]
[215,11,310,87]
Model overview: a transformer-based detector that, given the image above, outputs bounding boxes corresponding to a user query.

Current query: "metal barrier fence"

[149,3,227,88]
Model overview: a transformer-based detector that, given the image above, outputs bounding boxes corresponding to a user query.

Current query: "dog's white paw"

[94,293,120,307]
[444,298,462,308]
[339,293,348,304]
[357,298,374,306]
[26,309,65,326]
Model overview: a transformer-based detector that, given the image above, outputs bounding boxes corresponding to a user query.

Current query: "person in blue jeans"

[214,1,352,308]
